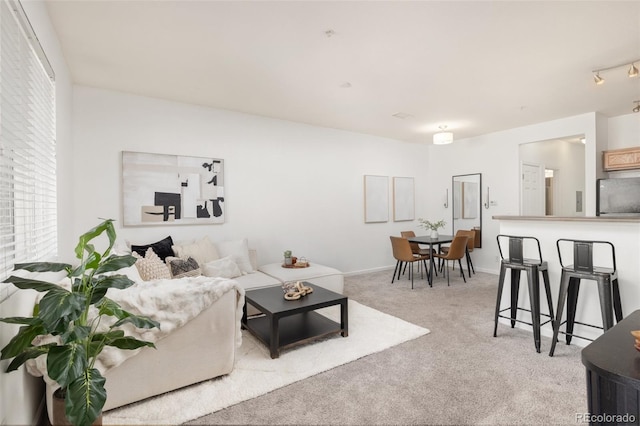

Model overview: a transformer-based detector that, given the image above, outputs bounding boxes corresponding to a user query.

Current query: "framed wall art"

[122,151,225,226]
[364,175,389,223]
[393,177,414,221]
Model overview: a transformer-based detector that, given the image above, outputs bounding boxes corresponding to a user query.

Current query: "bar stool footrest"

[553,320,603,343]
[497,307,553,328]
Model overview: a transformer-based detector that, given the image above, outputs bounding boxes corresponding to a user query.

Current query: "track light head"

[594,72,604,85]
[629,63,639,78]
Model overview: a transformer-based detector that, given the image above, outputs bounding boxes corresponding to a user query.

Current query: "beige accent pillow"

[165,256,201,279]
[172,236,219,266]
[202,256,242,279]
[215,238,254,274]
[132,248,171,281]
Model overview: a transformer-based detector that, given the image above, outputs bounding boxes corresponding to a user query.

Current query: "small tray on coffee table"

[281,263,310,268]
[241,283,348,359]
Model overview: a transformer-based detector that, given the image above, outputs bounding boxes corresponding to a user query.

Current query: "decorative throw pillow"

[132,248,171,281]
[202,256,243,279]
[215,238,254,274]
[131,236,175,262]
[171,236,219,266]
[165,256,201,279]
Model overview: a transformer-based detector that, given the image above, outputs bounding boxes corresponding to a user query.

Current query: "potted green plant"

[418,218,447,238]
[0,219,159,426]
[284,250,292,266]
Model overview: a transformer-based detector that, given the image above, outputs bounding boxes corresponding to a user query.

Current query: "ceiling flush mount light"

[592,58,640,85]
[433,125,453,145]
[633,101,640,113]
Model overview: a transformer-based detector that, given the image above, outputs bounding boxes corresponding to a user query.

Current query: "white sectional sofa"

[43,238,343,421]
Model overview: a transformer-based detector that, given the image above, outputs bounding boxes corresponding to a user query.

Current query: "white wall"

[70,86,432,275]
[608,113,640,150]
[0,1,73,425]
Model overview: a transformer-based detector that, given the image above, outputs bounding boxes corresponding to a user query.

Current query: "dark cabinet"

[582,310,640,425]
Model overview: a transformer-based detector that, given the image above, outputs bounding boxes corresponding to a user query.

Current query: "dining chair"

[432,235,469,286]
[438,230,475,276]
[390,236,430,289]
[400,231,436,278]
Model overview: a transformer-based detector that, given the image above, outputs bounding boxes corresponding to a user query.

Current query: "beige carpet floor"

[184,267,586,425]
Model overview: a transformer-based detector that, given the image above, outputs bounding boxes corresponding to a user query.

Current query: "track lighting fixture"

[433,125,453,145]
[634,101,640,113]
[592,58,640,85]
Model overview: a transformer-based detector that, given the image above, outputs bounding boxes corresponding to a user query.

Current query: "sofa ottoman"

[258,262,344,294]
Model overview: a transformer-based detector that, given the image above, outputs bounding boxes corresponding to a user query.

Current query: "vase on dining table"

[430,229,439,239]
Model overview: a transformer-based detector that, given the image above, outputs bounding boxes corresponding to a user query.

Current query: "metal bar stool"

[493,235,555,353]
[549,239,623,356]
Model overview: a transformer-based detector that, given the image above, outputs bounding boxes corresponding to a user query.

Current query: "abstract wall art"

[122,151,225,226]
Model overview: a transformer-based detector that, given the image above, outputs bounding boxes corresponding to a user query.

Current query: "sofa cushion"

[215,238,254,274]
[202,256,243,279]
[131,236,175,261]
[132,248,171,281]
[165,256,201,279]
[172,236,219,266]
[232,271,281,291]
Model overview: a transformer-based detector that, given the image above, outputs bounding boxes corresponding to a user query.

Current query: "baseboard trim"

[343,266,395,276]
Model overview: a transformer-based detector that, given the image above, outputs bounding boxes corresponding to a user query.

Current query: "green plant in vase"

[418,218,446,237]
[0,219,159,426]
[284,250,292,266]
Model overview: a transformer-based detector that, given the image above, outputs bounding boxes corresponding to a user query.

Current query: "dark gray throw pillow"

[131,236,174,261]
[166,256,201,279]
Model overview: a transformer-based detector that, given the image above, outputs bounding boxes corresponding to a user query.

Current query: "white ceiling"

[44,0,640,143]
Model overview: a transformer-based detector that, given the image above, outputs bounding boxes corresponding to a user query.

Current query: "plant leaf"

[60,325,91,345]
[47,344,87,388]
[107,336,156,351]
[65,368,106,426]
[88,330,124,358]
[94,274,135,292]
[0,322,46,360]
[97,298,160,330]
[94,254,136,275]
[74,219,115,261]
[3,276,65,293]
[38,292,86,331]
[13,262,72,273]
[5,344,54,372]
[113,314,160,330]
[0,316,41,326]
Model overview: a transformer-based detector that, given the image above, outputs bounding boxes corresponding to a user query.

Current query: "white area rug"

[103,300,430,425]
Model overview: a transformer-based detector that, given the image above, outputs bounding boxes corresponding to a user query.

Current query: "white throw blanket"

[26,275,245,382]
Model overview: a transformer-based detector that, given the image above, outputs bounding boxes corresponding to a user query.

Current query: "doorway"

[521,162,544,216]
[545,169,559,215]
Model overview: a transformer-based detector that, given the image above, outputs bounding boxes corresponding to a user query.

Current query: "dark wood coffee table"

[242,283,348,358]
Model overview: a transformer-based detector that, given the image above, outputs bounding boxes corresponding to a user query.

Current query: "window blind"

[0,0,57,298]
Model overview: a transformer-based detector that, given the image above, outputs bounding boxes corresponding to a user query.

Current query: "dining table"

[407,234,454,287]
